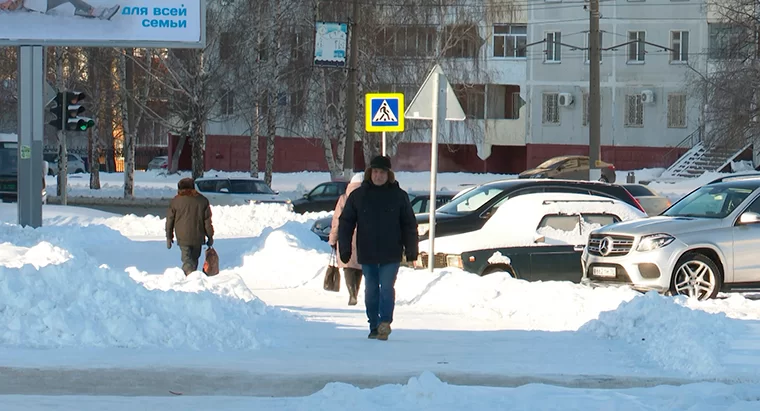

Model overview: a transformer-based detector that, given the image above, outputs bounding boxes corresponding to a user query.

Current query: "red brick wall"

[170,134,684,173]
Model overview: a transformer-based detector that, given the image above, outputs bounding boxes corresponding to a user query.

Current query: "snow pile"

[0,242,72,269]
[239,221,333,289]
[0,225,285,350]
[579,292,745,376]
[394,268,640,331]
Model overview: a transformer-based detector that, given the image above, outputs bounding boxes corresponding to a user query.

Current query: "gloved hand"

[166,238,173,249]
[207,237,214,247]
[340,252,350,264]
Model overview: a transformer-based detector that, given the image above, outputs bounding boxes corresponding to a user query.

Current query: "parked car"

[622,184,671,215]
[582,173,760,301]
[310,190,458,242]
[194,176,293,209]
[45,153,87,175]
[416,192,646,280]
[147,155,169,170]
[415,179,647,242]
[0,135,49,204]
[292,181,349,214]
[519,155,616,183]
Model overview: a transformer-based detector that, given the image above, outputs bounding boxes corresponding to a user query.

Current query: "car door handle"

[574,245,585,252]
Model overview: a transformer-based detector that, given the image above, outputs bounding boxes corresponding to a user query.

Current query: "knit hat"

[177,177,195,190]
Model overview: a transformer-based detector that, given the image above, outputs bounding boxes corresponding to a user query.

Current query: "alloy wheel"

[673,260,716,300]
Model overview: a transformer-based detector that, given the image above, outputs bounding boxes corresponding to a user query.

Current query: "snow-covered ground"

[4,170,760,408]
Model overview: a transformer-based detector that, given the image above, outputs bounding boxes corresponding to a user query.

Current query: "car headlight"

[636,233,675,252]
[417,223,429,236]
[446,255,463,269]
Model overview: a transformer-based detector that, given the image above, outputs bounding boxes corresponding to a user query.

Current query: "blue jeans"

[361,262,400,331]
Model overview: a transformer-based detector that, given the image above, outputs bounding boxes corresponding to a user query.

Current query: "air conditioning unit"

[641,90,655,104]
[558,93,574,107]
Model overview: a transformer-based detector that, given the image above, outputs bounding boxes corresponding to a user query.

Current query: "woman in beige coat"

[329,173,363,305]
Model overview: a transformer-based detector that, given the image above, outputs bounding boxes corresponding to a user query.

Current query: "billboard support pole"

[17,45,44,228]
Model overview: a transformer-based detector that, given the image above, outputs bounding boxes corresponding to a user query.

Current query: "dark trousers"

[361,262,400,331]
[344,267,362,303]
[180,244,202,275]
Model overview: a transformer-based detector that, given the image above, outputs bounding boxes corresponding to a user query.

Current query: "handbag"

[323,249,341,292]
[203,246,220,276]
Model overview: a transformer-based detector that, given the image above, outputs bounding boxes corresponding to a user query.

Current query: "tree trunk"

[250,103,260,177]
[88,127,101,189]
[169,135,186,174]
[119,50,136,198]
[190,118,205,180]
[265,93,276,186]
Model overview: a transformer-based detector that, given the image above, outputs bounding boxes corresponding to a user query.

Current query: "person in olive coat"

[166,177,214,275]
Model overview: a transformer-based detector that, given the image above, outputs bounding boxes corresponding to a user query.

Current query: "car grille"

[417,253,448,269]
[587,234,635,257]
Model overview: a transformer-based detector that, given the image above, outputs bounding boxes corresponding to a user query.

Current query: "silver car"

[581,173,760,300]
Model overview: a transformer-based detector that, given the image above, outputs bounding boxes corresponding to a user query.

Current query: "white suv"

[582,174,760,300]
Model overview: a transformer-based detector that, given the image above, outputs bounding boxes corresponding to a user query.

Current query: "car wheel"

[670,252,723,300]
[482,264,516,278]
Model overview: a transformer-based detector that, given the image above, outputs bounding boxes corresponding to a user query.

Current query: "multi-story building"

[525,0,706,170]
[189,1,711,173]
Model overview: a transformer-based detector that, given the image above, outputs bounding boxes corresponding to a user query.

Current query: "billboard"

[0,0,205,47]
[313,21,347,68]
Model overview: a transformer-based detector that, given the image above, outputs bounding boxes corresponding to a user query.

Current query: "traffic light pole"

[16,46,44,228]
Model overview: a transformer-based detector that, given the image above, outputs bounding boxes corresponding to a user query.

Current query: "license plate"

[592,266,616,278]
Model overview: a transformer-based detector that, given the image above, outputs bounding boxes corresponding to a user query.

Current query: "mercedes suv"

[581,174,760,300]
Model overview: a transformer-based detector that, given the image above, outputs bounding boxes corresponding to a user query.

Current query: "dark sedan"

[310,190,458,242]
[292,181,349,214]
[415,178,646,241]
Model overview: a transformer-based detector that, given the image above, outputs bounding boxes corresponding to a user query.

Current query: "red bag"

[203,247,220,276]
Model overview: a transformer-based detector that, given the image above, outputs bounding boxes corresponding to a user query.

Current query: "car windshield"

[436,185,503,215]
[229,180,275,194]
[0,145,18,175]
[663,185,756,219]
[536,157,566,169]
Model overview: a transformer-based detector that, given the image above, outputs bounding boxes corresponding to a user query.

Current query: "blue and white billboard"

[314,21,347,68]
[0,0,205,47]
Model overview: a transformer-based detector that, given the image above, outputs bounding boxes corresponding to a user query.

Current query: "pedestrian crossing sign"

[365,93,404,132]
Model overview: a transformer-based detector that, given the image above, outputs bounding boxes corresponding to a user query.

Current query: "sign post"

[405,65,466,272]
[17,46,44,228]
[365,92,404,156]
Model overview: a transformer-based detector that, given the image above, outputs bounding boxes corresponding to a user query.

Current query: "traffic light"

[65,91,95,132]
[48,92,64,130]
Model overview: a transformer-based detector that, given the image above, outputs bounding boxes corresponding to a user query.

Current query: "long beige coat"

[328,181,361,270]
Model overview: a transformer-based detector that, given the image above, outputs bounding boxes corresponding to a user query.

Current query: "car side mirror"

[534,235,545,243]
[220,188,229,193]
[303,193,310,199]
[274,191,280,195]
[738,211,760,225]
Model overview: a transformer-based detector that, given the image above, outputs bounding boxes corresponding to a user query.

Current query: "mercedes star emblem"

[599,236,614,256]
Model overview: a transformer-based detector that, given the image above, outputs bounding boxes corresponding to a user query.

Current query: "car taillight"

[625,190,645,213]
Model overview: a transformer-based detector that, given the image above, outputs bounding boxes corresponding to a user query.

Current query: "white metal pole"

[427,72,445,272]
[382,131,386,156]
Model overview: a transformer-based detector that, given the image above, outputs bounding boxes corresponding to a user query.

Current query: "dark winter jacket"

[338,173,418,265]
[166,189,214,246]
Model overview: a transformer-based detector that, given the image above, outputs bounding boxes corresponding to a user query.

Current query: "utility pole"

[343,0,359,179]
[588,0,601,180]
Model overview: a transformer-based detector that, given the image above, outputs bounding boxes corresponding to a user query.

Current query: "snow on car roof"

[420,192,646,254]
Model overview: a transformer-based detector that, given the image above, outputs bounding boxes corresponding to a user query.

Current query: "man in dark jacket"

[166,177,215,275]
[338,155,418,340]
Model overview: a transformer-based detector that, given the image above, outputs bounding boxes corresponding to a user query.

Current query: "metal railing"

[658,125,704,169]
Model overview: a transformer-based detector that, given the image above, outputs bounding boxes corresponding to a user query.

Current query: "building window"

[443,24,481,58]
[670,31,689,63]
[625,94,644,127]
[543,93,560,124]
[375,26,437,57]
[220,90,234,116]
[708,23,749,60]
[584,31,603,63]
[219,32,234,61]
[627,31,645,62]
[453,84,485,119]
[493,25,527,58]
[667,93,687,128]
[504,85,521,119]
[545,32,561,62]
[582,93,602,126]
